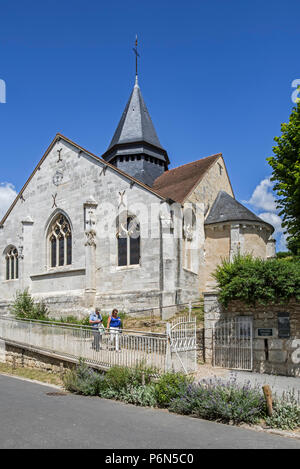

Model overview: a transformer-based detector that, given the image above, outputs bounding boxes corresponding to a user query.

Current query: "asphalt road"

[0,374,299,449]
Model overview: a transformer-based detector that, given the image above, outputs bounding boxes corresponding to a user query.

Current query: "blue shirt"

[89,312,102,329]
[109,316,122,328]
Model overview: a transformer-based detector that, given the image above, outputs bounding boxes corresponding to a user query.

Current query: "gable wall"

[0,139,172,316]
[188,156,233,209]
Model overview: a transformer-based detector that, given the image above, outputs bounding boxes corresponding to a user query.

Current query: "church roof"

[204,190,274,232]
[107,77,165,154]
[152,154,221,203]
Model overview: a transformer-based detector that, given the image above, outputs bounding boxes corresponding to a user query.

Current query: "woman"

[107,309,122,352]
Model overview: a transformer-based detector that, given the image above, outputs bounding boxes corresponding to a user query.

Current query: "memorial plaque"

[278,312,290,339]
[257,328,273,337]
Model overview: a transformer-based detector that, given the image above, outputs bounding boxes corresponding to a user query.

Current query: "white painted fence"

[0,315,196,374]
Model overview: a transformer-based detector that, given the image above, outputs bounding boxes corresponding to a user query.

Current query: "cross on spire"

[132,34,140,78]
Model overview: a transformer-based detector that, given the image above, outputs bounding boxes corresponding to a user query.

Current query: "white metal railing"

[0,313,198,374]
[0,316,168,373]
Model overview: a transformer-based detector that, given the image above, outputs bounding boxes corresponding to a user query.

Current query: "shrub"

[265,392,300,430]
[169,377,265,424]
[63,359,105,396]
[117,384,157,407]
[213,254,300,306]
[63,369,81,393]
[154,372,192,408]
[11,289,49,320]
[63,361,156,401]
[104,363,154,392]
[11,289,35,319]
[104,365,133,392]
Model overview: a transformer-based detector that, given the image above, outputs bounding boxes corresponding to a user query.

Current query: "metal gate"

[213,316,253,370]
[167,315,197,374]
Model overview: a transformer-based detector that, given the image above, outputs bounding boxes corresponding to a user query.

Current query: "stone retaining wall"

[0,340,77,374]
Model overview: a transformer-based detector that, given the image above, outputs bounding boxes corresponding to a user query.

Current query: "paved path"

[0,374,299,449]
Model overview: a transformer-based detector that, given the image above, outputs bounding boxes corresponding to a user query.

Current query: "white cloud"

[245,177,288,251]
[258,211,287,251]
[244,178,277,212]
[0,183,18,219]
[258,212,283,232]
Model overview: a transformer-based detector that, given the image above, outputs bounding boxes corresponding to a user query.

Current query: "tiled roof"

[152,154,221,203]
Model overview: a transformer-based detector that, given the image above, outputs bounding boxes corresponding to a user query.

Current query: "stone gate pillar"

[203,291,223,364]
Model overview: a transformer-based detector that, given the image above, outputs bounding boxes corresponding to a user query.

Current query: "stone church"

[0,75,276,317]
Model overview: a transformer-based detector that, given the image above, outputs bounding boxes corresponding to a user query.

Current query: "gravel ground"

[195,365,300,400]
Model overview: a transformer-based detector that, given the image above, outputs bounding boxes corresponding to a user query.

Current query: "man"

[89,308,103,351]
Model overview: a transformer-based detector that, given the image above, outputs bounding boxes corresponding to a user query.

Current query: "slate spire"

[107,77,164,151]
[102,74,169,186]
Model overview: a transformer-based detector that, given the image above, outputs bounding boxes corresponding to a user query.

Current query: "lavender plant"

[169,376,265,424]
[265,390,300,430]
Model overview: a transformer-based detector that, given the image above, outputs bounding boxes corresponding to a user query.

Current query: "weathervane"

[132,34,140,78]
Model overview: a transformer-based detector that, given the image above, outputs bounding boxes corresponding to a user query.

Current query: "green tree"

[267,97,300,254]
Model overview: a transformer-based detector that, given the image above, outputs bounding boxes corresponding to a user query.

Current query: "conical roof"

[205,191,274,232]
[107,77,164,151]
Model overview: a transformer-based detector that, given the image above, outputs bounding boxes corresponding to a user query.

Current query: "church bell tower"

[102,38,169,187]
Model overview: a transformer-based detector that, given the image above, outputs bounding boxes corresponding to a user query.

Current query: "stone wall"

[204,292,300,377]
[188,156,234,209]
[242,225,269,258]
[202,225,230,291]
[1,341,76,374]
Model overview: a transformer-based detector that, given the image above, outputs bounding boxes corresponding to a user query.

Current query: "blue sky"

[0,0,299,250]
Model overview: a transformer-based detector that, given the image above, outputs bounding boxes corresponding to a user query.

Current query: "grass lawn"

[0,362,63,387]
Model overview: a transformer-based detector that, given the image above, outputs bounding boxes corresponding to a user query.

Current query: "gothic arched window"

[5,247,19,280]
[117,214,140,267]
[48,214,72,268]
